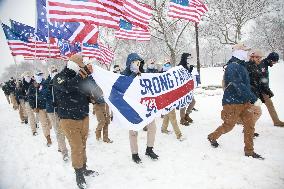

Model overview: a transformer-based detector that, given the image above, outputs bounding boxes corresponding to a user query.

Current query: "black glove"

[266,89,274,98]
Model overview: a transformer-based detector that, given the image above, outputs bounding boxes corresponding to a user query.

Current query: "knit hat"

[267,52,279,62]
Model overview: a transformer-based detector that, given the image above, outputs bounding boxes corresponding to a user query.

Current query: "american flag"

[168,0,208,23]
[37,0,99,44]
[47,0,120,29]
[10,20,61,59]
[1,23,33,58]
[82,42,114,65]
[123,0,152,30]
[115,19,151,41]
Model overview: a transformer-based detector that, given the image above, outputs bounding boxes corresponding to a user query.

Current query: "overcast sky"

[0,0,35,75]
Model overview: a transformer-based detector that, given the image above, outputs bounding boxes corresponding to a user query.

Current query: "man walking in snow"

[207,43,264,159]
[44,65,69,161]
[27,71,52,146]
[258,52,284,127]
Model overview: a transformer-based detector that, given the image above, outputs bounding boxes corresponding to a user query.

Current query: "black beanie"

[267,52,279,62]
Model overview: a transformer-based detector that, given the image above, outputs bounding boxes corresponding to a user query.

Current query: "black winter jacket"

[245,61,273,103]
[53,67,92,120]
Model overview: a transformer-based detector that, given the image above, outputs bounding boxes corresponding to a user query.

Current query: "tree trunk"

[170,50,176,66]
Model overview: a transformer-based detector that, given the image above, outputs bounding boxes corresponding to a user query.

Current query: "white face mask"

[148,64,156,69]
[130,61,140,73]
[34,75,43,84]
[67,60,80,73]
[24,76,31,83]
[233,50,248,61]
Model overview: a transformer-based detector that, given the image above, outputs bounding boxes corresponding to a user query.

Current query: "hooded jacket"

[121,53,144,78]
[178,53,193,73]
[222,56,257,105]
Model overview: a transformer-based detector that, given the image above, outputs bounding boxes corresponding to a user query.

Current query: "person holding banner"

[53,54,98,189]
[178,53,197,126]
[121,53,159,164]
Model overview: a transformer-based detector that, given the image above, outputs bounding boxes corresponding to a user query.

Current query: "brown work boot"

[95,130,101,141]
[46,135,52,147]
[161,129,172,134]
[185,114,193,123]
[177,133,186,141]
[103,138,113,143]
[274,121,284,127]
[180,118,189,126]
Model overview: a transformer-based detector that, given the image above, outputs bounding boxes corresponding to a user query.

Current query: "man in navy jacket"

[208,44,264,159]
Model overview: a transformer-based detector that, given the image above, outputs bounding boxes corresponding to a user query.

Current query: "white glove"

[254,99,262,107]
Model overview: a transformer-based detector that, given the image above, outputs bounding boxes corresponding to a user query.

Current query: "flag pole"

[195,22,201,77]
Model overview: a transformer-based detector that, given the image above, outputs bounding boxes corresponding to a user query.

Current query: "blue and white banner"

[92,65,196,131]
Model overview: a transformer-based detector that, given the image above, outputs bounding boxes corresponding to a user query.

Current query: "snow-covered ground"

[1,64,284,189]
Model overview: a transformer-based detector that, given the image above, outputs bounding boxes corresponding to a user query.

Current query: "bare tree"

[203,0,271,45]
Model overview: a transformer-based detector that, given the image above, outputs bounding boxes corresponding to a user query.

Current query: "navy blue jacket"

[43,76,57,113]
[15,82,25,104]
[27,80,47,110]
[22,78,34,101]
[121,53,144,78]
[222,57,257,105]
[53,67,91,120]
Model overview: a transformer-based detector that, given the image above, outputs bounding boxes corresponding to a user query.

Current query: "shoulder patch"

[57,77,64,84]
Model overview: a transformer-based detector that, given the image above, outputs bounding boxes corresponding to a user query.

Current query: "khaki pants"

[129,121,156,154]
[18,99,28,122]
[5,95,10,104]
[162,110,181,137]
[93,103,110,141]
[60,117,89,169]
[180,97,196,119]
[263,94,282,124]
[48,113,68,156]
[25,102,37,133]
[38,109,52,137]
[10,94,18,110]
[208,103,256,154]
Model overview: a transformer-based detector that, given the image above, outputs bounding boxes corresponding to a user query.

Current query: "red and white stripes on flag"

[168,0,208,23]
[47,0,120,29]
[123,0,152,30]
[82,43,114,65]
[115,27,151,41]
[7,40,34,57]
[68,23,99,44]
[26,40,61,59]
